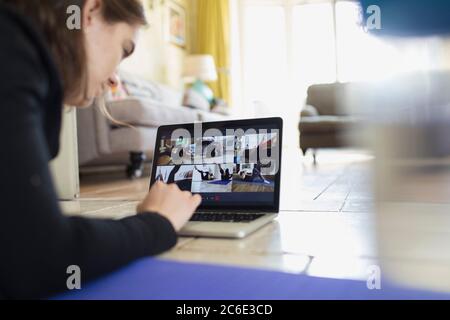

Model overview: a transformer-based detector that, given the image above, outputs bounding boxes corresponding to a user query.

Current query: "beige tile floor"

[62,148,383,281]
[59,147,450,295]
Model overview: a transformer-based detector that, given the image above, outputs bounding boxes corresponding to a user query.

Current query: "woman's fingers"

[191,194,202,208]
[137,181,202,231]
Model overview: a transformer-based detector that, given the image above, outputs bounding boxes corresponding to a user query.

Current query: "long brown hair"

[1,0,147,103]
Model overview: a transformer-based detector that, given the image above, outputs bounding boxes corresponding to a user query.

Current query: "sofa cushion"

[157,83,183,107]
[117,71,183,107]
[299,116,360,134]
[197,109,230,122]
[118,73,159,99]
[301,104,319,117]
[107,97,198,127]
[306,83,351,116]
[183,88,211,111]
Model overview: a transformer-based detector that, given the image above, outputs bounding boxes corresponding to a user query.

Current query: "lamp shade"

[183,55,218,82]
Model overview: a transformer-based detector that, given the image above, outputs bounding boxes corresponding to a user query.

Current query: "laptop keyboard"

[190,213,266,223]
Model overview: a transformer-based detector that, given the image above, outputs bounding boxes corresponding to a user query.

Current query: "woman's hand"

[137,181,202,231]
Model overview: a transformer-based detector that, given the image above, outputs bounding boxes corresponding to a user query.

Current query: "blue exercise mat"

[53,258,450,300]
[208,180,232,185]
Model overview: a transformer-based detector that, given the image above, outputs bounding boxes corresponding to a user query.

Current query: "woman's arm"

[0,18,177,299]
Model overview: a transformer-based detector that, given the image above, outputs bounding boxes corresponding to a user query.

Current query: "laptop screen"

[150,118,283,211]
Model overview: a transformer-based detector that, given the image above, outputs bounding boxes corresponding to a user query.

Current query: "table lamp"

[183,55,218,105]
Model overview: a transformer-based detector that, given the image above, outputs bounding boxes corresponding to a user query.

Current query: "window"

[336,1,400,82]
[232,0,437,147]
[242,5,289,118]
[292,2,336,95]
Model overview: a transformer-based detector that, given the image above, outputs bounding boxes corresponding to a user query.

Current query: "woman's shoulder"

[0,5,39,58]
[0,3,61,89]
[0,3,63,159]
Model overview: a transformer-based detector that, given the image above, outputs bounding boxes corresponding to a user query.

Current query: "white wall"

[50,108,80,200]
[120,0,191,90]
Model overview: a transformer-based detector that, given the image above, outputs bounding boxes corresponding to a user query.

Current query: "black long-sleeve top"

[0,4,178,299]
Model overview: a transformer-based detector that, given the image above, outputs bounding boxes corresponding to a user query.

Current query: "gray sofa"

[77,72,228,178]
[299,82,362,161]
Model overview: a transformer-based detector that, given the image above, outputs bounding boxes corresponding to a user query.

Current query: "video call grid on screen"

[151,121,282,209]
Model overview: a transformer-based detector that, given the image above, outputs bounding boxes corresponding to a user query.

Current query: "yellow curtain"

[195,0,230,103]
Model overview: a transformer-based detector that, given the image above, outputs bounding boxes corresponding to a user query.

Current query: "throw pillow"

[183,88,211,111]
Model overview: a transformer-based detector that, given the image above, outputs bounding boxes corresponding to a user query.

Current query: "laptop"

[149,117,283,238]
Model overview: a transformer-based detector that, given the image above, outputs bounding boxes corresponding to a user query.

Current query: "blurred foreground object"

[360,0,450,37]
[355,0,450,292]
[360,72,450,292]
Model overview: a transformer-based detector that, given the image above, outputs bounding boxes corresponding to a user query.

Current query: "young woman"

[218,164,232,181]
[195,166,214,181]
[0,0,201,299]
